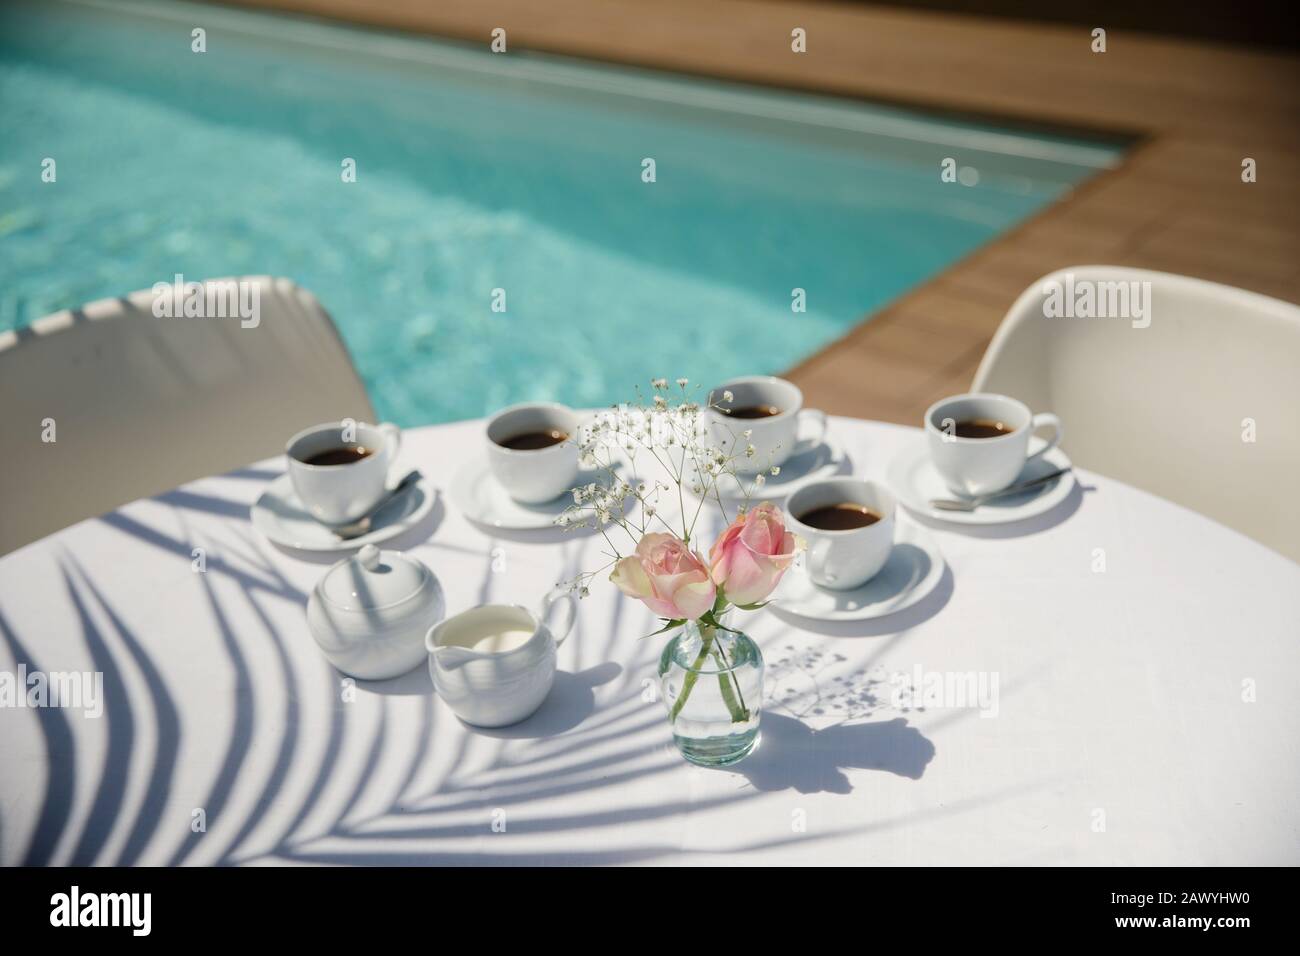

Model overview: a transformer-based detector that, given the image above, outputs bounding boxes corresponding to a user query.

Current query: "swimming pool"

[0,0,1123,426]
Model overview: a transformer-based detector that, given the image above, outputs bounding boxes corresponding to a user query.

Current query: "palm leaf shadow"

[64,555,180,866]
[0,607,76,865]
[60,566,133,865]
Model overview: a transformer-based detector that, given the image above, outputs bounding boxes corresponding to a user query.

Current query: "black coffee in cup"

[724,404,782,419]
[300,446,374,467]
[953,418,1015,439]
[498,429,568,451]
[798,503,882,530]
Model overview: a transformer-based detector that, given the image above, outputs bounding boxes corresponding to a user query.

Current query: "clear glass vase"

[657,618,763,767]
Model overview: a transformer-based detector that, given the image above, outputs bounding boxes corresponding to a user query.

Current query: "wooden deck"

[223,0,1300,425]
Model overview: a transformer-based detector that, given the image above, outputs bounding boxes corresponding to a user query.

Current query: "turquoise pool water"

[0,0,1123,426]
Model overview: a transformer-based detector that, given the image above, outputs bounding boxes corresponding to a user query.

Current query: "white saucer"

[251,473,437,552]
[449,456,625,531]
[689,434,849,502]
[771,521,945,623]
[887,442,1075,526]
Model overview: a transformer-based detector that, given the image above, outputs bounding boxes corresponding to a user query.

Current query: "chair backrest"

[0,276,376,555]
[973,265,1300,562]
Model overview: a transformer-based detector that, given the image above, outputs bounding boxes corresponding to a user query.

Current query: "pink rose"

[610,533,717,620]
[709,502,800,606]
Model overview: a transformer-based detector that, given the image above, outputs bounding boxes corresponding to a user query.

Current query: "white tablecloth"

[1,417,1297,866]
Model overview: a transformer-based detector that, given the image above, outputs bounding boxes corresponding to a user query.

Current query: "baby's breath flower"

[651,377,667,389]
[770,466,781,476]
[722,390,734,403]
[746,444,756,458]
[676,377,688,387]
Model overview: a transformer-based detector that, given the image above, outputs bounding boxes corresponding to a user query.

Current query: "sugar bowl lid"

[318,544,432,611]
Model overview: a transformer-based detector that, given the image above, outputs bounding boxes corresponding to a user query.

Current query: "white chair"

[973,265,1300,562]
[0,276,376,555]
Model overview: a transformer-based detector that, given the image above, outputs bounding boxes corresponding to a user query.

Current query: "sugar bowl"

[307,544,445,680]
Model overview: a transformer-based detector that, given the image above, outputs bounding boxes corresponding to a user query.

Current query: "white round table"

[1,417,1296,866]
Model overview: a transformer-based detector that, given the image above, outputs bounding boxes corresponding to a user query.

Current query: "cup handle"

[378,422,402,484]
[539,590,577,646]
[790,408,829,458]
[1025,412,1063,463]
[803,537,837,587]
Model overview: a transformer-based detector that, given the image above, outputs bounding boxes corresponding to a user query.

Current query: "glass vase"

[657,617,763,767]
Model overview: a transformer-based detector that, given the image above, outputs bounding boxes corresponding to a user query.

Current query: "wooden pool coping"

[218,0,1300,426]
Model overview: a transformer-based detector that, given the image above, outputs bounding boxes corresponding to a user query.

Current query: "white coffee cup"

[708,376,827,474]
[287,420,401,526]
[486,402,581,504]
[787,478,896,590]
[924,393,1063,496]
